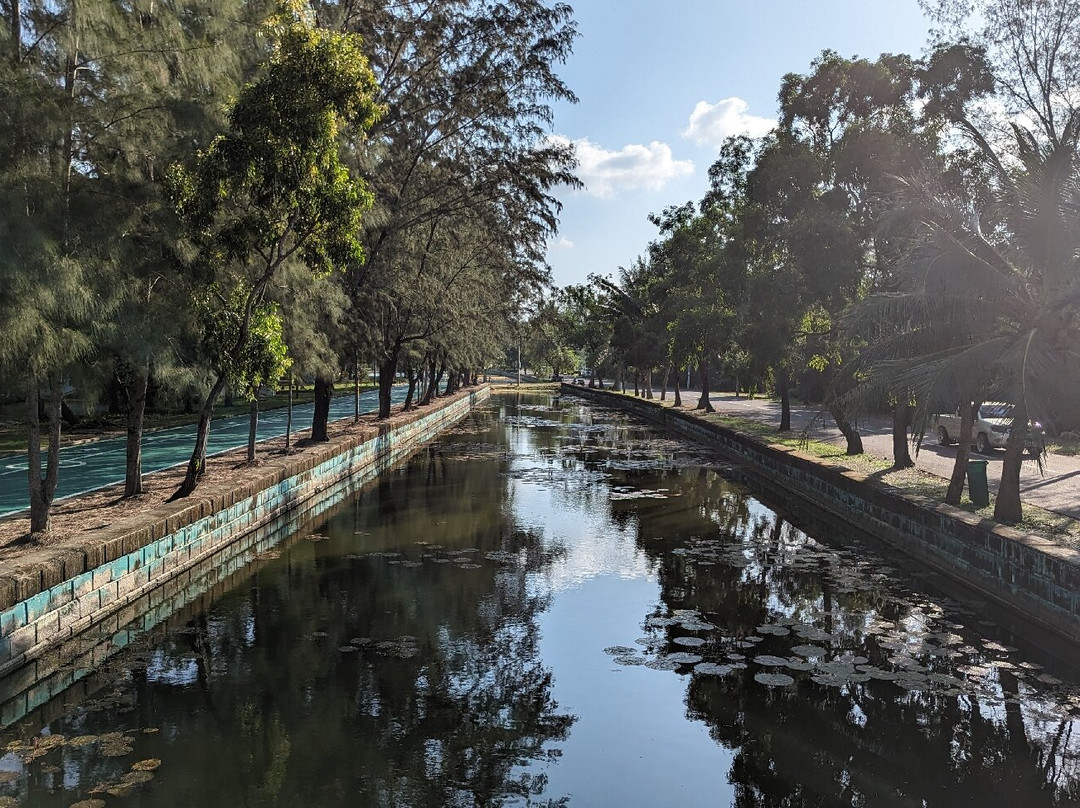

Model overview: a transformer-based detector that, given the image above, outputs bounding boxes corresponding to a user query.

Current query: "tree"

[852,13,1080,521]
[0,0,248,533]
[316,0,578,419]
[166,7,380,498]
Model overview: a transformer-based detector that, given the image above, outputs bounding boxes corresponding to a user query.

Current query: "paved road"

[0,387,408,518]
[680,391,1080,520]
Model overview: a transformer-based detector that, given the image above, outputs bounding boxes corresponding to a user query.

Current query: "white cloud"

[682,97,775,148]
[550,236,574,249]
[552,135,694,198]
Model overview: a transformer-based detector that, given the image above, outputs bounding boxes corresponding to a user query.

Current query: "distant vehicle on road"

[933,403,1044,456]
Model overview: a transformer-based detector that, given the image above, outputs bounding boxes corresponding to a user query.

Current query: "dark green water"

[2,393,1080,807]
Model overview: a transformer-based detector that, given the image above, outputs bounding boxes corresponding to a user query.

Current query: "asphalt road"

[0,387,408,518]
[685,390,1080,520]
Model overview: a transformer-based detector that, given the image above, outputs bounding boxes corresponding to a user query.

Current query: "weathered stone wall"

[0,387,489,688]
[566,384,1080,642]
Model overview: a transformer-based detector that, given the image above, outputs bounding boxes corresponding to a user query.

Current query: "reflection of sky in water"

[502,404,736,805]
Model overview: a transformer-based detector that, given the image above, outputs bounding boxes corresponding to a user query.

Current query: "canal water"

[1,393,1080,807]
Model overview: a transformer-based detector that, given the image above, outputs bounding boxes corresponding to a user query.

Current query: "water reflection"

[0,394,1078,807]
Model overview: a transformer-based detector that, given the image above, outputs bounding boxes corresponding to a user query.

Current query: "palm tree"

[852,115,1080,523]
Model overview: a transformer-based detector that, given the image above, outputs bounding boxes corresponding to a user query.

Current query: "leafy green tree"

[166,8,380,498]
[0,0,252,533]
[315,0,578,419]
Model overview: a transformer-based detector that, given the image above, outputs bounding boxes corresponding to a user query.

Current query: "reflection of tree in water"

[608,463,1080,806]
[5,405,573,808]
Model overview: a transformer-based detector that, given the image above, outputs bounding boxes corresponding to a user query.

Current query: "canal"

[1,393,1079,806]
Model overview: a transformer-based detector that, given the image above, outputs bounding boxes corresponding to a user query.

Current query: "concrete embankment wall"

[0,387,490,693]
[566,384,1080,643]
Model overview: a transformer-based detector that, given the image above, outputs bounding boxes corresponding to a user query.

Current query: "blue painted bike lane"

[0,387,408,517]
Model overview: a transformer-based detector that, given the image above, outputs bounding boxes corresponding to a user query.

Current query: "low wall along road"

[0,387,489,724]
[565,384,1080,645]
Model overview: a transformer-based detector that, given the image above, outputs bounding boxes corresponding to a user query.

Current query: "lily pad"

[603,646,638,656]
[131,759,162,772]
[664,652,704,665]
[755,672,795,687]
[672,636,706,648]
[790,645,828,658]
[694,662,733,676]
[644,658,680,671]
[753,655,790,667]
[612,655,645,666]
[756,625,790,636]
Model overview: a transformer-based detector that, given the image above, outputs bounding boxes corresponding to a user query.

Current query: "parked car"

[933,402,1045,455]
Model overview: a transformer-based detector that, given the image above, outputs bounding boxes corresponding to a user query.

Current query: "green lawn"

[695,410,1080,548]
[595,393,1080,548]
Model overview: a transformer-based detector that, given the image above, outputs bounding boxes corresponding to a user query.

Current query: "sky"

[544,0,936,289]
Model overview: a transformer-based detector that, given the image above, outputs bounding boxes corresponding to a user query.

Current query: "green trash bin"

[967,458,989,507]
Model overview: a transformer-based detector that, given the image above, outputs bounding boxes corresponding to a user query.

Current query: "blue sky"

[545,0,934,289]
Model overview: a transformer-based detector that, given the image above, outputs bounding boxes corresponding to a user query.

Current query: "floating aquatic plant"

[693,662,733,676]
[752,655,790,667]
[662,652,704,666]
[754,672,795,687]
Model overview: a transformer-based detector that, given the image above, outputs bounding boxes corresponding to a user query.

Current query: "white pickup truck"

[933,402,1044,455]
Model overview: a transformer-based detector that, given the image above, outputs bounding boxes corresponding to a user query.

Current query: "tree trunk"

[421,358,438,405]
[377,356,397,419]
[285,374,293,450]
[354,361,361,423]
[403,369,417,410]
[433,362,446,397]
[945,402,976,505]
[673,367,682,407]
[827,401,863,455]
[10,0,20,64]
[994,419,1027,524]
[696,359,715,412]
[734,373,740,399]
[778,370,791,432]
[171,372,228,500]
[892,394,913,469]
[660,363,670,401]
[310,377,333,442]
[645,369,653,399]
[247,399,258,463]
[123,364,148,497]
[26,378,61,537]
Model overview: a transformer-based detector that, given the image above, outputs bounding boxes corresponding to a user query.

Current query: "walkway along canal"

[0,392,1078,805]
[0,386,411,518]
